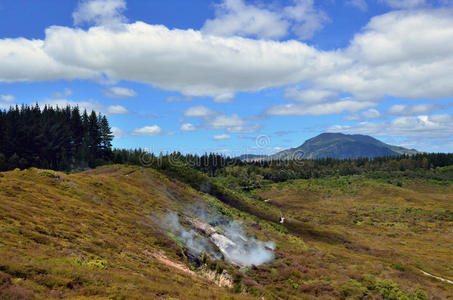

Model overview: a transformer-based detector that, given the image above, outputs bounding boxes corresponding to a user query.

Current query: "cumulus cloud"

[111,126,126,139]
[346,108,381,120]
[329,114,453,138]
[0,103,14,110]
[132,125,163,136]
[202,0,328,40]
[361,108,381,119]
[73,0,127,26]
[208,114,262,133]
[387,104,444,116]
[0,94,15,102]
[284,88,337,103]
[41,99,102,113]
[41,22,343,100]
[0,38,96,82]
[183,105,261,133]
[213,93,234,103]
[180,123,197,131]
[40,98,128,115]
[320,9,453,100]
[103,86,138,98]
[183,106,217,118]
[266,99,377,116]
[213,134,231,140]
[107,104,129,114]
[2,7,453,120]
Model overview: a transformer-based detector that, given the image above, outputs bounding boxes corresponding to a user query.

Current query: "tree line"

[0,104,113,171]
[1,104,453,184]
[110,149,453,187]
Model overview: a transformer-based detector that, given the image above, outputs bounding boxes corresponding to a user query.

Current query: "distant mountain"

[239,133,417,161]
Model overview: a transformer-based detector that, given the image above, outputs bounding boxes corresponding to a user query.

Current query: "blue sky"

[1,0,453,155]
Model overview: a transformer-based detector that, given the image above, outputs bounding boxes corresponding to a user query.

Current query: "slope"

[271,133,417,160]
[1,165,452,299]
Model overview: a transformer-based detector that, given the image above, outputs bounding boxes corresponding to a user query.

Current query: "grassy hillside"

[0,165,452,299]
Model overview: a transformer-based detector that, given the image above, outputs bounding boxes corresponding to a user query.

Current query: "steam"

[160,212,221,259]
[216,220,275,266]
[158,210,275,266]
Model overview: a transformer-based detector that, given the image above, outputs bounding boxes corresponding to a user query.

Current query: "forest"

[0,104,113,171]
[2,105,453,186]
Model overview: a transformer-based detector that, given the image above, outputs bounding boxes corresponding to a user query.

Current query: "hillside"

[270,133,417,160]
[1,165,453,299]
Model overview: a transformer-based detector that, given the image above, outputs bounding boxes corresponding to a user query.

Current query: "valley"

[1,165,452,299]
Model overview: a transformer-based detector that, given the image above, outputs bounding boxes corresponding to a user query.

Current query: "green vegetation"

[0,105,113,171]
[1,108,453,298]
[1,164,453,299]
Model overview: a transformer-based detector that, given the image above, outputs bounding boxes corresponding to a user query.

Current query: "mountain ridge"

[239,133,417,161]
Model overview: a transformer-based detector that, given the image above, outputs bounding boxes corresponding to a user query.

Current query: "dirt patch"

[143,250,233,288]
[144,250,197,277]
[420,270,453,285]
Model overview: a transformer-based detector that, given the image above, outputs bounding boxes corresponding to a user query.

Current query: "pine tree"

[0,104,113,171]
[100,115,113,160]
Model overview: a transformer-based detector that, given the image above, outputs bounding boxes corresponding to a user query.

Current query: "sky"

[1,0,453,155]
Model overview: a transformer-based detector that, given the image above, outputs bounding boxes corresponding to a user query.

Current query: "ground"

[0,165,452,299]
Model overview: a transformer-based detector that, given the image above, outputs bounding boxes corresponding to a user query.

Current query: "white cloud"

[319,9,453,100]
[208,114,262,133]
[103,86,138,98]
[0,38,96,82]
[379,0,427,9]
[132,125,163,136]
[53,88,73,98]
[284,88,336,103]
[2,8,453,118]
[284,0,329,40]
[210,114,246,129]
[40,98,128,115]
[0,94,15,102]
[111,126,126,139]
[202,0,328,40]
[266,99,377,116]
[183,106,217,118]
[213,134,231,140]
[329,114,453,138]
[345,108,381,120]
[41,99,102,113]
[183,105,261,133]
[387,104,443,116]
[107,104,129,114]
[42,22,344,100]
[213,93,234,103]
[0,103,14,110]
[73,0,127,26]
[180,123,197,131]
[346,0,368,11]
[361,108,381,119]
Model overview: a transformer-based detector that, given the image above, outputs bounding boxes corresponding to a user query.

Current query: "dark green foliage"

[0,104,113,171]
[111,148,453,188]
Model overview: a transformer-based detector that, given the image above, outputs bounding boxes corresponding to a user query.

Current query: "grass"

[0,166,452,299]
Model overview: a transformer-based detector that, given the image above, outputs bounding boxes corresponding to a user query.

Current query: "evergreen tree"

[0,104,114,171]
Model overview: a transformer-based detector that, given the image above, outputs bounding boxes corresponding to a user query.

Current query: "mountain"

[235,154,269,161]
[270,133,418,160]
